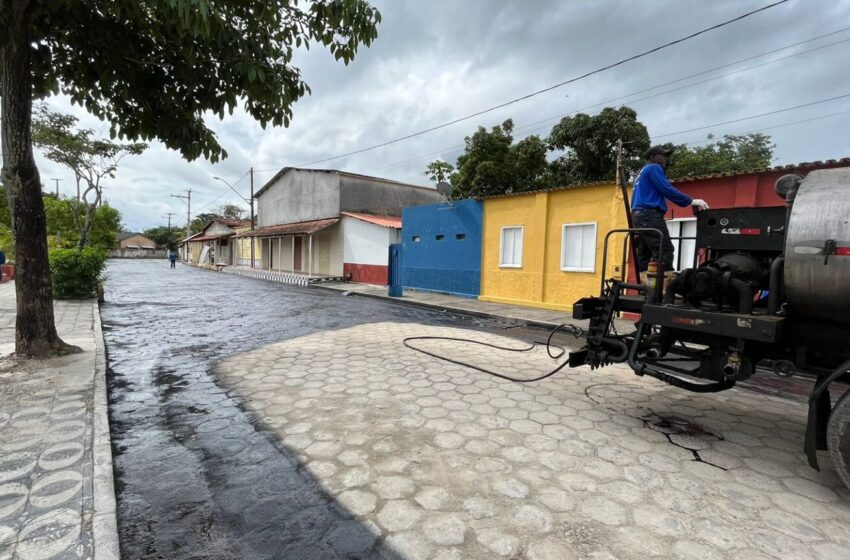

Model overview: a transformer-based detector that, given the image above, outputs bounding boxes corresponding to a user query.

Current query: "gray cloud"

[33,0,850,231]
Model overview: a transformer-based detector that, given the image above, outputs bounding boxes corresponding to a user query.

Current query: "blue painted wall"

[401,199,482,297]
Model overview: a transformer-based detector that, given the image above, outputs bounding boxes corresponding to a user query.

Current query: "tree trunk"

[1,3,74,356]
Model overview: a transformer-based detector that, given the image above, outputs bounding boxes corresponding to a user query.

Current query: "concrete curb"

[92,302,120,560]
[311,285,565,331]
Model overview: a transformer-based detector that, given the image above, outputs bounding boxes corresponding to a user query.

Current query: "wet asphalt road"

[101,260,531,560]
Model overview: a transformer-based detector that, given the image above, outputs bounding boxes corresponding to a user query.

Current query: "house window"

[666,218,698,271]
[455,233,466,240]
[412,235,420,242]
[499,226,523,268]
[561,222,597,272]
[436,234,445,241]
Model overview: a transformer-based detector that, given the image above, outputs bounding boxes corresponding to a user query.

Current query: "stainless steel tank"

[784,168,850,325]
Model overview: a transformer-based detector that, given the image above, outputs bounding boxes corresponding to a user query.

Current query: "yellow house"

[232,224,263,268]
[480,182,631,311]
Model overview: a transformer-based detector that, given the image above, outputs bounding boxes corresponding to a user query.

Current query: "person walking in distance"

[169,250,177,269]
[631,146,709,272]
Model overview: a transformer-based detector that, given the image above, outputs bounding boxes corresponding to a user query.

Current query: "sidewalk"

[316,281,633,332]
[0,282,117,560]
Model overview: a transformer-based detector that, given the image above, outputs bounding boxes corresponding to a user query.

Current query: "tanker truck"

[569,167,850,487]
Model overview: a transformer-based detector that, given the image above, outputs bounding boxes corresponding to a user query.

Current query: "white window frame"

[560,222,598,273]
[499,225,524,268]
[666,217,698,271]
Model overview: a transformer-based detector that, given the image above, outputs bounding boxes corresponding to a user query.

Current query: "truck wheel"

[827,386,850,490]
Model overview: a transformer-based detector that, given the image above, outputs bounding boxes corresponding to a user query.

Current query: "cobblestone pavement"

[216,324,850,560]
[102,260,532,559]
[0,282,112,560]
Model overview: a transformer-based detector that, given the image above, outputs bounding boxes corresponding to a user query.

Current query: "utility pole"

[249,167,255,269]
[163,212,175,229]
[616,139,640,283]
[51,178,61,197]
[171,189,192,259]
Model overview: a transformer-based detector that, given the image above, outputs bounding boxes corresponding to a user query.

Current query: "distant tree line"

[425,106,775,199]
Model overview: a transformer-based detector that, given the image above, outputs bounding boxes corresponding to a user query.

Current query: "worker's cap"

[644,145,674,159]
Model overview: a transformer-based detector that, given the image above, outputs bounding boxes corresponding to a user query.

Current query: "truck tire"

[827,386,850,490]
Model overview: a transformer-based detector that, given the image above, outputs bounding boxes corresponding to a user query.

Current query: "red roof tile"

[234,218,339,238]
[341,212,402,228]
[671,157,850,183]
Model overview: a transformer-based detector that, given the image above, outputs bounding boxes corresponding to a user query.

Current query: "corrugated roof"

[217,218,251,227]
[482,180,615,200]
[234,218,339,238]
[190,232,234,242]
[253,167,435,198]
[341,212,402,228]
[671,157,850,183]
[479,157,850,200]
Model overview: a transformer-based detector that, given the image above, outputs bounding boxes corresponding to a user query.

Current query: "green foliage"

[424,161,455,184]
[218,203,246,220]
[143,226,181,250]
[0,185,11,228]
[43,196,122,251]
[0,225,14,262]
[32,105,144,248]
[426,107,650,198]
[548,106,650,184]
[3,1,382,163]
[189,205,246,233]
[666,134,775,179]
[447,120,553,199]
[48,247,107,299]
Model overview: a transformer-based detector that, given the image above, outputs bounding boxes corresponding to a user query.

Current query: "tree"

[43,196,121,251]
[142,226,180,251]
[666,133,775,179]
[424,161,455,184]
[1,1,381,356]
[218,204,245,220]
[32,105,146,248]
[437,119,553,199]
[548,106,650,184]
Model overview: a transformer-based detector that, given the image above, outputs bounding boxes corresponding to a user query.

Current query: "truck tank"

[784,168,850,325]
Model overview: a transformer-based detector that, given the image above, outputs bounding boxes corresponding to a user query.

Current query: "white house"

[236,168,444,285]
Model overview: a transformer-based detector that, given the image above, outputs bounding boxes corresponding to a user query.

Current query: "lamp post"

[212,175,255,269]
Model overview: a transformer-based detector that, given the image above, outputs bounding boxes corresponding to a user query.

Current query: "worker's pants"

[632,208,675,272]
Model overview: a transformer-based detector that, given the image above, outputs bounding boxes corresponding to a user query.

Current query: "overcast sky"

[34,0,850,231]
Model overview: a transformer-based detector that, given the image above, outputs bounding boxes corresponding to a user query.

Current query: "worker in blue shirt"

[631,146,709,271]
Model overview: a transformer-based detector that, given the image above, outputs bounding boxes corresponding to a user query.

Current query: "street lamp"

[212,175,255,269]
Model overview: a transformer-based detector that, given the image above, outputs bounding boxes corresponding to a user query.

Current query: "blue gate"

[388,243,403,297]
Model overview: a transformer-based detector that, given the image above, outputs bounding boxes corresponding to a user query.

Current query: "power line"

[368,100,850,176]
[365,32,850,175]
[256,0,788,172]
[676,108,850,147]
[651,93,850,139]
[192,170,250,213]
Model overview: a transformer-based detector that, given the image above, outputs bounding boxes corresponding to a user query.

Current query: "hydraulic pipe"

[663,276,683,305]
[729,278,753,314]
[767,256,784,315]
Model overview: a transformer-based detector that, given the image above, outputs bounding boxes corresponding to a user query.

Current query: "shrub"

[0,224,14,262]
[49,247,107,299]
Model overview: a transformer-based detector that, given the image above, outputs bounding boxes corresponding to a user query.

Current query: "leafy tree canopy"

[548,106,649,184]
[32,105,146,248]
[142,226,181,251]
[188,204,247,234]
[448,120,553,199]
[665,133,775,179]
[43,196,121,251]
[1,0,382,163]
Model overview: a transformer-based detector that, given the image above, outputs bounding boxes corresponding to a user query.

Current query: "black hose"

[729,278,753,314]
[663,276,683,305]
[768,256,784,315]
[402,323,583,383]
